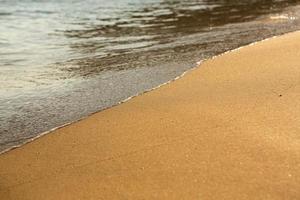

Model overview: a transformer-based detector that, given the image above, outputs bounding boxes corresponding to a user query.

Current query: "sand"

[1,31,300,200]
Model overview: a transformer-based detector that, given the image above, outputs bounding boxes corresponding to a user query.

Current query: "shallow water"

[1,0,300,152]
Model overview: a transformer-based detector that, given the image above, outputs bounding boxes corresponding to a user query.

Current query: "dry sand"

[1,31,300,200]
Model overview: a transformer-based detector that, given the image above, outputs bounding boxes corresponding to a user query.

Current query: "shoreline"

[1,31,300,199]
[1,30,299,155]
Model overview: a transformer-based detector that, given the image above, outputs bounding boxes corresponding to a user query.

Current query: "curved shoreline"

[1,30,300,155]
[1,30,300,199]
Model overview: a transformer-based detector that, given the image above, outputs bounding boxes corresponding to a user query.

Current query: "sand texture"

[1,32,300,200]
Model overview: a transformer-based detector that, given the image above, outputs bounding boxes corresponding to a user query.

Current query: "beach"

[1,31,300,199]
[2,0,300,151]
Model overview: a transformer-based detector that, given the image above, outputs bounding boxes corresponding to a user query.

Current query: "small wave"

[270,14,296,20]
[0,12,11,16]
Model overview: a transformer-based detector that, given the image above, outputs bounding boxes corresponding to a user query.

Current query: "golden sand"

[1,32,300,200]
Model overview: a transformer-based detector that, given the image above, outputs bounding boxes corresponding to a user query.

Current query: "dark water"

[1,0,300,153]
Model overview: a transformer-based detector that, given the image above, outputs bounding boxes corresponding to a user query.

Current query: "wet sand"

[1,31,300,200]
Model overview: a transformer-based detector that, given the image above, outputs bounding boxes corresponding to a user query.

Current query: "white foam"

[270,14,296,20]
